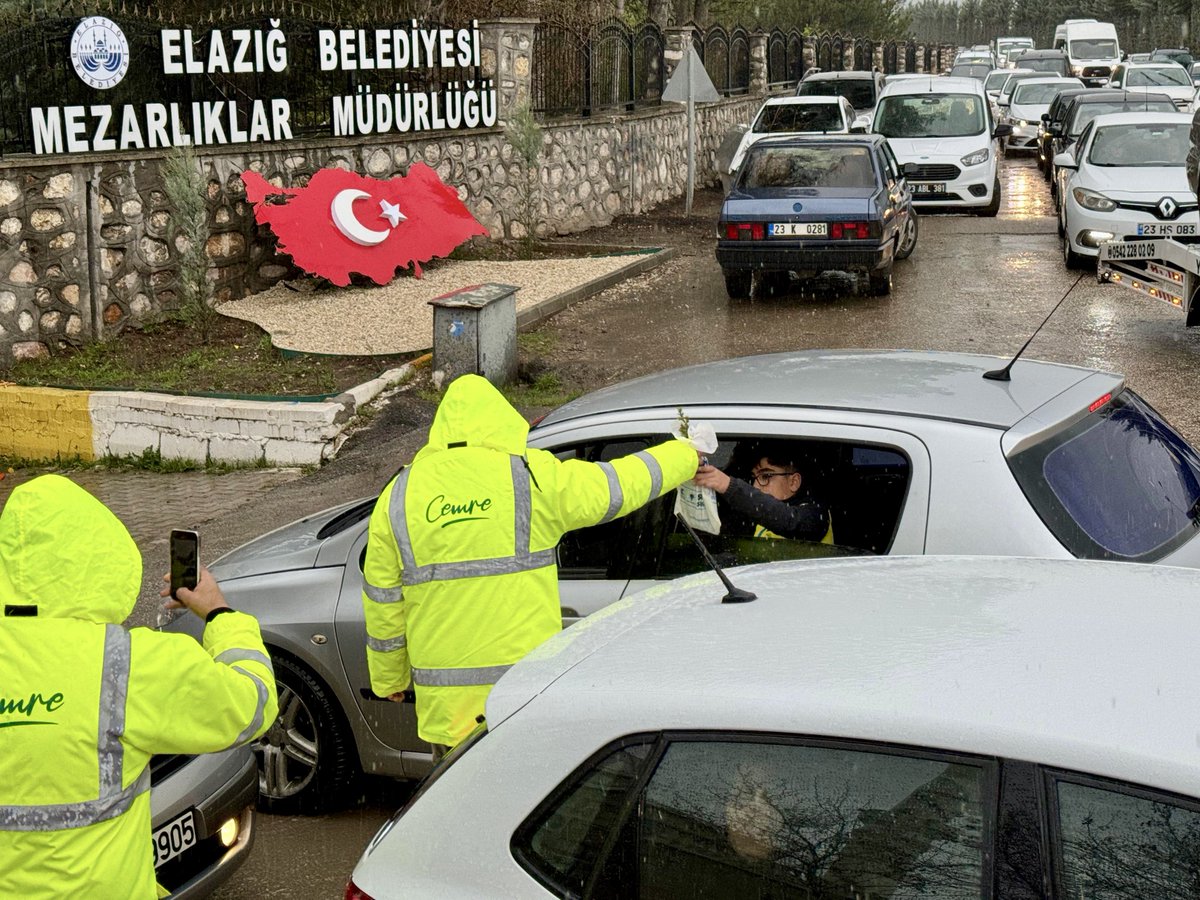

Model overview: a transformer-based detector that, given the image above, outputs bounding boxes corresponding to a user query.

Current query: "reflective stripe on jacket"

[0,475,278,899]
[362,374,698,747]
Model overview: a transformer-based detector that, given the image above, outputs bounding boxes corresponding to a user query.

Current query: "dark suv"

[795,70,885,129]
[1013,49,1070,77]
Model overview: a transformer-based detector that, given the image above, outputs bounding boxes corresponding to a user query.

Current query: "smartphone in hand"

[169,529,201,600]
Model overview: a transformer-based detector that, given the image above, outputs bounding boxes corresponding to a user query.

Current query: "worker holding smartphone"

[0,475,277,899]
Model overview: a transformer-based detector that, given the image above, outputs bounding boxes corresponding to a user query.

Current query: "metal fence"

[0,11,480,155]
[531,18,665,118]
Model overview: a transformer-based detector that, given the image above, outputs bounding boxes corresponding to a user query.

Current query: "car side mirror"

[993,122,1014,138]
[1040,113,1051,123]
[901,163,921,178]
[1053,152,1076,170]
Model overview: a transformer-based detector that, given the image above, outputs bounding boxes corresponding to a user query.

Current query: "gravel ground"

[216,256,647,355]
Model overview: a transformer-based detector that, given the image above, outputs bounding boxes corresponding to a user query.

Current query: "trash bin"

[428,283,519,386]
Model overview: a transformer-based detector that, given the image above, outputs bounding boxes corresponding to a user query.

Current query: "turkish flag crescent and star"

[241,165,488,286]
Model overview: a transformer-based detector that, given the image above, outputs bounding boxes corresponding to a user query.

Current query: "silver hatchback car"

[165,350,1200,812]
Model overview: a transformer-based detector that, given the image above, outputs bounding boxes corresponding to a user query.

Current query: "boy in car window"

[694,443,833,543]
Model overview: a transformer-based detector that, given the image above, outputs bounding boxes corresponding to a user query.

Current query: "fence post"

[664,24,697,82]
[915,44,925,73]
[873,43,884,72]
[478,19,538,122]
[749,30,768,95]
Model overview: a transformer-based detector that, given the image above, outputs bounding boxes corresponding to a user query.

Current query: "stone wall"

[0,93,760,365]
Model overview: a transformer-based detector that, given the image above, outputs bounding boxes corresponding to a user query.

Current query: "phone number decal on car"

[153,809,197,868]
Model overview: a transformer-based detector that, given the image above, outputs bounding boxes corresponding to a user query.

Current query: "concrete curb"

[1,245,671,466]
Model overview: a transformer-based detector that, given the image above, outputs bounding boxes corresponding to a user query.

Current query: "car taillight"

[831,222,871,239]
[723,222,765,240]
[345,881,375,900]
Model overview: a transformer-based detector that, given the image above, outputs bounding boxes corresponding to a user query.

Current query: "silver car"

[150,747,258,898]
[348,555,1200,898]
[165,350,1200,812]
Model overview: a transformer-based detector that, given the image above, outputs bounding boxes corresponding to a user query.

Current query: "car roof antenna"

[675,514,757,603]
[984,273,1085,381]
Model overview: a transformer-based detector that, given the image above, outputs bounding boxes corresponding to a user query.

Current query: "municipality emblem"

[70,17,129,90]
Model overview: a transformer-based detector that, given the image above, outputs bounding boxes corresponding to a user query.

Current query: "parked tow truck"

[1097,237,1200,326]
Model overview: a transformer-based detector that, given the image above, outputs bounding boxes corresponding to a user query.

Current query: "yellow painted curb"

[0,385,94,461]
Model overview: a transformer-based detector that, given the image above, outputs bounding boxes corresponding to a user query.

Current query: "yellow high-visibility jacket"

[363,374,698,747]
[0,475,278,899]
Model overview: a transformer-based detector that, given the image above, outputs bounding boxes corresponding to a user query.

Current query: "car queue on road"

[134,34,1200,900]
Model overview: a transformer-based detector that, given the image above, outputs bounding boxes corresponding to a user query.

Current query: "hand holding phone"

[169,529,200,600]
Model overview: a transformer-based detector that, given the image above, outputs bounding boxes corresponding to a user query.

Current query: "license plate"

[914,183,947,193]
[1137,222,1197,237]
[769,222,827,236]
[153,809,197,868]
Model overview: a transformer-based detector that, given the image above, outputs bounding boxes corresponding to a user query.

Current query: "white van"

[1053,19,1121,86]
[994,36,1034,63]
[872,76,1012,216]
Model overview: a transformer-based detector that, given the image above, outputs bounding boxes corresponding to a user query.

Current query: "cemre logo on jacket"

[0,691,64,728]
[70,17,130,90]
[425,494,493,528]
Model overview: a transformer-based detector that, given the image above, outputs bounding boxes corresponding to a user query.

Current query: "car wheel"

[867,265,892,296]
[723,269,751,299]
[895,210,918,260]
[254,655,359,814]
[1062,222,1086,270]
[978,178,1001,217]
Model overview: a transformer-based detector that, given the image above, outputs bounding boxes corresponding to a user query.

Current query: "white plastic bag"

[672,412,721,534]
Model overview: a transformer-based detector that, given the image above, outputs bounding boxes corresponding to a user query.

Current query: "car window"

[752,102,844,134]
[1127,66,1191,87]
[1012,83,1070,105]
[1087,122,1190,167]
[985,71,1011,92]
[741,145,878,189]
[1052,776,1200,899]
[796,78,876,110]
[1069,39,1118,60]
[1008,390,1200,561]
[592,737,992,898]
[875,93,985,138]
[515,739,655,896]
[881,141,903,180]
[1068,100,1176,136]
[557,436,911,581]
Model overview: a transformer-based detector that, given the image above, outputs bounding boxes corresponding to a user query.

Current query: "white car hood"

[1124,85,1193,103]
[1078,165,1192,197]
[885,135,989,160]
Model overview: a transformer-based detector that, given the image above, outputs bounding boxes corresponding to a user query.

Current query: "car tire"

[723,269,751,299]
[1063,231,1087,270]
[978,178,1001,217]
[868,265,892,296]
[895,210,918,260]
[254,655,359,815]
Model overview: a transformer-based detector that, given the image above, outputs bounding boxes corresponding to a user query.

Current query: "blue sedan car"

[715,134,917,298]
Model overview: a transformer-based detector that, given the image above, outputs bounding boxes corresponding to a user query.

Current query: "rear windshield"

[753,102,844,134]
[797,78,876,111]
[1069,100,1176,135]
[1087,122,1190,167]
[950,64,990,80]
[874,93,985,138]
[1008,391,1200,561]
[985,71,1011,91]
[741,146,877,189]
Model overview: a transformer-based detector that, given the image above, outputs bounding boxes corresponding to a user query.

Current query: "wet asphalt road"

[206,154,1200,898]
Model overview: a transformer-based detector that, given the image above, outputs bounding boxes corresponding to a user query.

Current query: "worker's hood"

[415,374,529,462]
[0,474,141,623]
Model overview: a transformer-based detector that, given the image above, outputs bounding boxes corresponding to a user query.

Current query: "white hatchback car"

[1108,62,1198,112]
[872,76,1011,215]
[1003,76,1084,154]
[1056,111,1199,267]
[347,555,1200,899]
[720,96,855,192]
